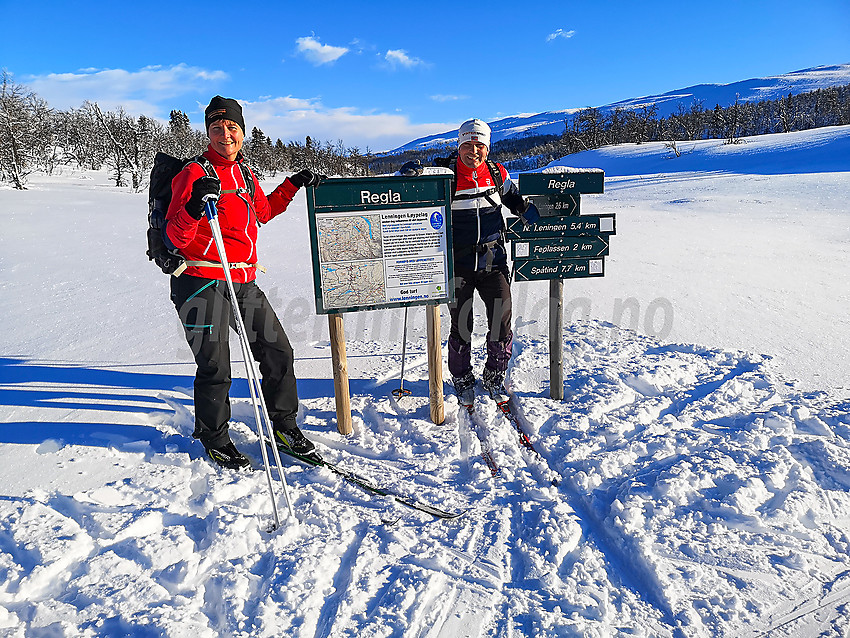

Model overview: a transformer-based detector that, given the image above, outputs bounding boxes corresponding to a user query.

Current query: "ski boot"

[206,441,251,470]
[273,422,320,461]
[452,372,476,410]
[482,367,509,404]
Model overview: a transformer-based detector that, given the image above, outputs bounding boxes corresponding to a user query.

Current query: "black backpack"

[146,152,255,275]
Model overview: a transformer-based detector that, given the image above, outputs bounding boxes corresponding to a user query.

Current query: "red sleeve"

[165,162,206,249]
[261,177,299,223]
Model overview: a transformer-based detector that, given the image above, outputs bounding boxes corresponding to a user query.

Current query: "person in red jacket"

[166,95,321,469]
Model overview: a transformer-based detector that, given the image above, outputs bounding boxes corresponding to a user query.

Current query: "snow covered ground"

[0,125,848,637]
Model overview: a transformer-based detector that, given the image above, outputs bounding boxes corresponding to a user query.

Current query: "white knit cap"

[458,118,491,149]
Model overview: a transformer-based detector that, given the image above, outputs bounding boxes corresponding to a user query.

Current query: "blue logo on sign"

[430,211,444,230]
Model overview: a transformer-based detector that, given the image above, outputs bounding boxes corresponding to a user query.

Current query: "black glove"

[399,159,423,177]
[434,152,457,168]
[289,168,325,188]
[502,188,539,226]
[520,200,540,226]
[185,176,221,220]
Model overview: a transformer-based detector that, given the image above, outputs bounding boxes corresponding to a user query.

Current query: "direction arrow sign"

[512,236,609,260]
[519,171,604,195]
[506,214,616,240]
[528,193,580,217]
[513,258,605,281]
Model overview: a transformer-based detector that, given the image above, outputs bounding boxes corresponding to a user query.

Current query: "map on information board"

[317,215,383,262]
[305,176,454,314]
[320,260,385,310]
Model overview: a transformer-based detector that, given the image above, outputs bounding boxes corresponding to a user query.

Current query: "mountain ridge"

[391,63,850,153]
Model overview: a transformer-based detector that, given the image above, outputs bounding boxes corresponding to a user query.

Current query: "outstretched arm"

[501,181,540,226]
[260,169,327,223]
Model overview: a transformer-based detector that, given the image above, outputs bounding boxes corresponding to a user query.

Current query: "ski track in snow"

[1,127,849,636]
[3,327,848,637]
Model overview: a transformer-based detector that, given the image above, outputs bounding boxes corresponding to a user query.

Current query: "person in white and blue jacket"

[404,119,539,405]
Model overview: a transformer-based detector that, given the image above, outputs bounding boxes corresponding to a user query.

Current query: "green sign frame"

[306,176,454,314]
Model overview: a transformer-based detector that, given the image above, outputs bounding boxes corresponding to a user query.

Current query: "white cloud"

[16,62,451,152]
[295,36,349,65]
[348,38,376,55]
[22,64,228,114]
[430,94,468,102]
[243,96,454,152]
[546,28,576,42]
[384,49,424,69]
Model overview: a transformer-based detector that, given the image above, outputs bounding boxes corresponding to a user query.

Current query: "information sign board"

[306,176,454,314]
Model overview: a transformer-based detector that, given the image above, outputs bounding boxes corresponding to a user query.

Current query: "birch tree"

[0,71,52,189]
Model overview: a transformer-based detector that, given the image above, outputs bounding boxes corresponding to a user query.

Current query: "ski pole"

[204,197,295,528]
[392,306,412,398]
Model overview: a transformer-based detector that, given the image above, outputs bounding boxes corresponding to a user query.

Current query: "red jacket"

[166,146,298,283]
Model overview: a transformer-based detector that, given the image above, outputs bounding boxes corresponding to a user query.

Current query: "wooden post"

[328,313,353,435]
[426,304,445,425]
[549,279,564,400]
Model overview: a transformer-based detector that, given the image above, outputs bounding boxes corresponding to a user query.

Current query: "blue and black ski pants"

[447,267,513,380]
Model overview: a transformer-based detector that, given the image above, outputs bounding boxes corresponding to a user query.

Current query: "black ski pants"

[447,267,513,379]
[170,275,299,449]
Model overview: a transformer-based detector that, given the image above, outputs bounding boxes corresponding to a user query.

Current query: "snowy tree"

[608,107,628,145]
[724,97,744,144]
[670,100,706,141]
[0,71,52,189]
[273,138,289,173]
[162,109,206,158]
[244,127,274,176]
[53,107,104,171]
[575,107,607,149]
[88,102,162,190]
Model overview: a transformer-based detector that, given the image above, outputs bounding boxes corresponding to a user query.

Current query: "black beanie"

[204,96,245,134]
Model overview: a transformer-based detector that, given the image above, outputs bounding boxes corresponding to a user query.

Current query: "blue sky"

[1,0,848,151]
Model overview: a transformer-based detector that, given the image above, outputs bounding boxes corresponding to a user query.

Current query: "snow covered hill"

[0,125,849,637]
[392,63,850,152]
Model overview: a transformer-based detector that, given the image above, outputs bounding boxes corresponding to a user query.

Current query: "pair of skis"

[267,439,465,520]
[260,395,543,520]
[254,394,541,518]
[462,392,540,477]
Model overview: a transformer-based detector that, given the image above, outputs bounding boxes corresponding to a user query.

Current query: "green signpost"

[513,170,614,399]
[513,258,605,281]
[506,214,616,241]
[305,175,454,428]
